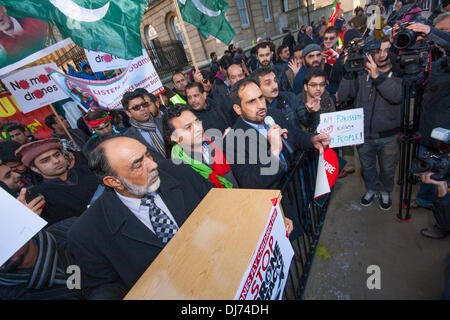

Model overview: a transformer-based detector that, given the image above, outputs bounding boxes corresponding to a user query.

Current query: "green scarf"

[171,144,233,188]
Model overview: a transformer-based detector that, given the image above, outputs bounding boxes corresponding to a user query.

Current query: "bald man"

[67,136,212,299]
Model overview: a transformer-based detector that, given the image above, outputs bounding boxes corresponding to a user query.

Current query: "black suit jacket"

[224,108,314,190]
[301,35,314,46]
[67,160,212,299]
[192,98,230,135]
[224,109,315,239]
[123,126,166,161]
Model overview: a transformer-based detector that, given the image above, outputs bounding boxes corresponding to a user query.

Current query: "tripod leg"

[397,137,407,220]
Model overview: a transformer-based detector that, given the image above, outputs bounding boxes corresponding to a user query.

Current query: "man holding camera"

[338,36,402,210]
[398,20,450,210]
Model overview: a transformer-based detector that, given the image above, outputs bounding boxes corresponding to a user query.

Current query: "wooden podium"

[124,188,283,300]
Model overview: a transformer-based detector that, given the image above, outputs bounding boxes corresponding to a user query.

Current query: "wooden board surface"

[124,188,281,300]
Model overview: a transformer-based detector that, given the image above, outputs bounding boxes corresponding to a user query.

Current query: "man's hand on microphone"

[267,124,287,157]
[311,133,331,154]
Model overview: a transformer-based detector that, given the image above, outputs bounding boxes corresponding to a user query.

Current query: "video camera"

[410,128,450,181]
[410,152,450,181]
[344,37,381,73]
[386,1,432,77]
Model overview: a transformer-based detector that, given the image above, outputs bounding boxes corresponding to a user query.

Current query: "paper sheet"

[0,187,47,266]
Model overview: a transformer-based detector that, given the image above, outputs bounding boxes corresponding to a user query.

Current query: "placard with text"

[234,200,294,300]
[317,108,364,148]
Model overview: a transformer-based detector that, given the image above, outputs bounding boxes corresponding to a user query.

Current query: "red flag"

[328,0,341,27]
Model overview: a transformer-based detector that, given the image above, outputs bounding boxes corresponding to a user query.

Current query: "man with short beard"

[170,70,188,104]
[338,37,402,210]
[291,43,323,94]
[67,136,212,299]
[15,138,99,225]
[253,67,319,131]
[253,42,291,92]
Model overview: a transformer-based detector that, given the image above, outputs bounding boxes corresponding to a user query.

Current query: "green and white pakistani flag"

[178,0,235,45]
[0,0,148,60]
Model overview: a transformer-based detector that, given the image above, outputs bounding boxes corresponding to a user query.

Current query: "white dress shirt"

[115,190,179,234]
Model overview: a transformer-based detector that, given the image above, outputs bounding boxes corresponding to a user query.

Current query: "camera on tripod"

[344,37,380,73]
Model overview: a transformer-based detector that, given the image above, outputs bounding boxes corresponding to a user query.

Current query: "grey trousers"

[357,135,399,193]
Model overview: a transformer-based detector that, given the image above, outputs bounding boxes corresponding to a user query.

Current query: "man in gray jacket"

[338,36,402,210]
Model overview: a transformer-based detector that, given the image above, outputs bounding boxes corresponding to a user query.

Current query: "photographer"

[338,36,402,210]
[389,20,450,209]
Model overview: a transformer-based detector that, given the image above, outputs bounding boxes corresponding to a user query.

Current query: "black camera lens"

[394,29,416,50]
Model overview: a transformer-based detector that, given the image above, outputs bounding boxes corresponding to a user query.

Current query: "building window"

[282,0,289,12]
[171,16,187,46]
[261,0,271,21]
[145,24,158,41]
[236,0,250,27]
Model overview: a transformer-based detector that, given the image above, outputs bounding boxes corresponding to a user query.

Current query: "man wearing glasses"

[122,90,167,160]
[300,68,335,130]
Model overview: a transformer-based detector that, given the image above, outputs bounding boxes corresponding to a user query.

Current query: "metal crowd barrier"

[281,150,332,299]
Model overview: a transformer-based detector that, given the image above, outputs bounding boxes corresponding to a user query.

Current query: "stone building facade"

[140,0,366,74]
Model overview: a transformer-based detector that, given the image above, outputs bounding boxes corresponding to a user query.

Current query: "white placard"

[0,187,47,266]
[317,108,365,148]
[84,49,131,73]
[234,201,294,300]
[1,63,69,113]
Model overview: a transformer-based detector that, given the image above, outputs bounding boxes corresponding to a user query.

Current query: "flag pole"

[173,0,199,72]
[49,104,78,148]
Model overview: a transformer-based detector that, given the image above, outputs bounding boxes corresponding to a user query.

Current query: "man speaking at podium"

[67,136,212,299]
[225,78,330,188]
[224,79,330,237]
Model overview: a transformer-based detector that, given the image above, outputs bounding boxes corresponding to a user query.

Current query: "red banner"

[0,92,53,140]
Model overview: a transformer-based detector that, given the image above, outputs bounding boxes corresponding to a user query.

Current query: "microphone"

[264,116,294,155]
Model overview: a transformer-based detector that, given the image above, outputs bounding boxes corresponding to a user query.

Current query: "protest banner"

[84,49,131,73]
[317,108,364,148]
[47,50,164,110]
[234,199,293,300]
[0,187,47,266]
[0,92,53,140]
[2,63,69,113]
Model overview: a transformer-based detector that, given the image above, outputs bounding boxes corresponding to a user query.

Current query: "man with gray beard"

[67,136,212,299]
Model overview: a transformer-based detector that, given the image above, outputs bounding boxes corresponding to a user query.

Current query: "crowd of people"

[0,1,449,300]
